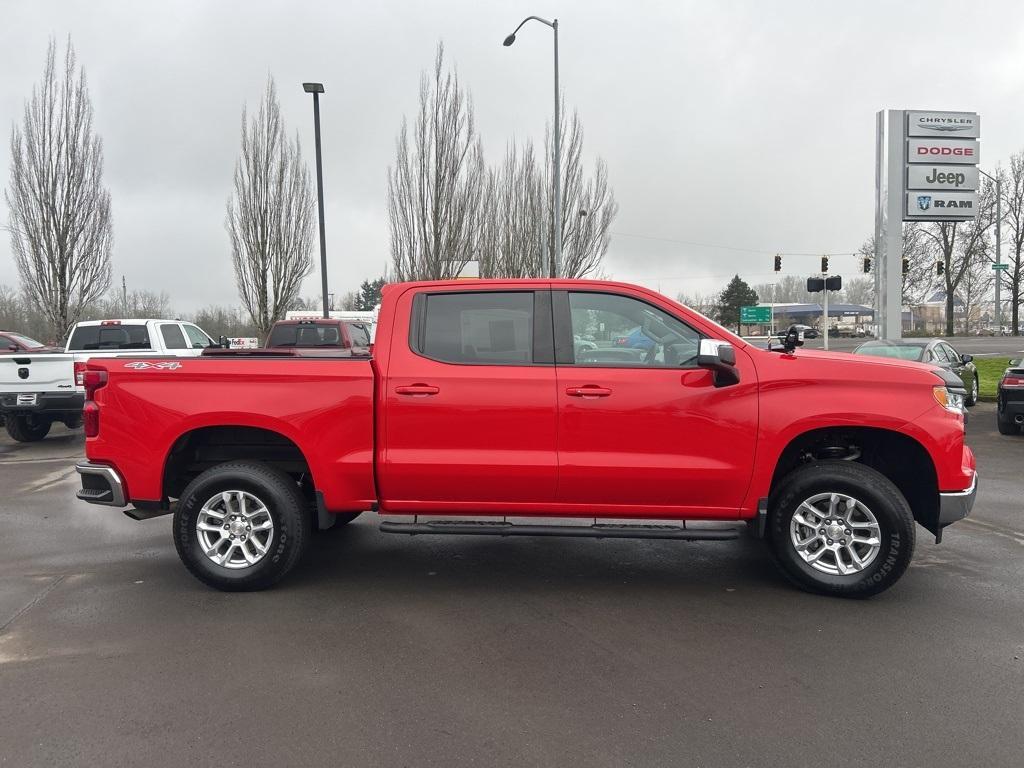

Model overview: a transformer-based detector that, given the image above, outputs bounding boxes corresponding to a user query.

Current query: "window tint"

[567,292,700,367]
[183,324,213,349]
[267,323,346,348]
[346,322,372,347]
[160,323,188,350]
[420,292,534,365]
[68,324,151,351]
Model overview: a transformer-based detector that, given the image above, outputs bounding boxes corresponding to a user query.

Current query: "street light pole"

[980,168,1003,332]
[503,15,561,279]
[303,82,329,319]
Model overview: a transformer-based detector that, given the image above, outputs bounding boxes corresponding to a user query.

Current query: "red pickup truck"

[75,279,976,596]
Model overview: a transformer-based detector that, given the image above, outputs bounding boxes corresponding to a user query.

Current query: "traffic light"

[863,257,871,274]
[774,254,782,272]
[937,261,944,276]
[902,258,910,275]
[821,256,829,273]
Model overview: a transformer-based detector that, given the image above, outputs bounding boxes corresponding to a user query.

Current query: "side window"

[417,292,534,365]
[568,292,700,368]
[942,344,962,364]
[183,324,213,349]
[160,323,188,350]
[931,345,950,363]
[347,322,371,347]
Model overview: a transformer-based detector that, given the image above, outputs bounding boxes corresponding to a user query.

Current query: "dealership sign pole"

[874,110,980,339]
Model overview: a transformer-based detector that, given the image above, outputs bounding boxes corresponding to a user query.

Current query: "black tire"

[767,461,915,598]
[5,414,51,442]
[996,404,1018,435]
[63,414,83,430]
[173,461,311,591]
[965,375,979,407]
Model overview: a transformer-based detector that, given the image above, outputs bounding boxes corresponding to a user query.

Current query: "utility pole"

[303,82,329,319]
[122,275,127,316]
[980,169,1003,332]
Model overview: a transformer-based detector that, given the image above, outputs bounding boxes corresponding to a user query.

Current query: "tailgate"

[0,354,75,394]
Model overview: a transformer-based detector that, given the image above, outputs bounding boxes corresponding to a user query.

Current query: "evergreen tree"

[717,275,759,331]
[356,277,386,311]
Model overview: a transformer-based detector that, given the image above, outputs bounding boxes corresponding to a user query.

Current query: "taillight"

[83,401,100,437]
[1002,375,1024,388]
[83,369,108,399]
[74,361,87,387]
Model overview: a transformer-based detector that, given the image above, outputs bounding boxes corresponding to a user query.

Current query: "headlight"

[933,385,965,414]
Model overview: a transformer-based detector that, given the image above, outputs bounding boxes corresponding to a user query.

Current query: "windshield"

[854,344,925,362]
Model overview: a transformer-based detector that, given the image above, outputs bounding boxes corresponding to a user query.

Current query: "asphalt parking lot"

[1,412,1022,768]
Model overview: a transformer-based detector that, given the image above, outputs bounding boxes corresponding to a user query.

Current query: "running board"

[379,519,741,540]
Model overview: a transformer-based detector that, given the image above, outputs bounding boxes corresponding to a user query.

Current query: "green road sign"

[992,263,1009,271]
[740,305,772,323]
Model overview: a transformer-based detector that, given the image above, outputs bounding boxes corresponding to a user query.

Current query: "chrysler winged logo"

[920,124,973,132]
[917,196,932,211]
[123,361,182,370]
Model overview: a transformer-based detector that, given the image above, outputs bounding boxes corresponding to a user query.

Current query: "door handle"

[395,384,440,396]
[565,385,612,398]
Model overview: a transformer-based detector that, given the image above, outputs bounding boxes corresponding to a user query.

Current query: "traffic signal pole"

[823,271,829,351]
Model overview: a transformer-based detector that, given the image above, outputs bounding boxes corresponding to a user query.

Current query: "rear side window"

[160,323,188,350]
[417,292,534,365]
[69,324,151,351]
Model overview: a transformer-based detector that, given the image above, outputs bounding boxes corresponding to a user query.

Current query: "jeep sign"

[907,164,979,191]
[905,191,978,220]
[906,111,980,139]
[907,138,979,164]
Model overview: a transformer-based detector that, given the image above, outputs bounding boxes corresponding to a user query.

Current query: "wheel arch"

[768,426,940,536]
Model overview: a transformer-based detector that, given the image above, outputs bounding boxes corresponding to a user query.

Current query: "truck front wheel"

[5,414,51,442]
[174,461,311,591]
[767,461,915,598]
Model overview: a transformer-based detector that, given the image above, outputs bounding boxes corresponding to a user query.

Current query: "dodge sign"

[907,138,979,164]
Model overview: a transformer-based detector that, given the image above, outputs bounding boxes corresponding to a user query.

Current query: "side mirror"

[6,345,17,352]
[697,339,740,387]
[961,353,973,364]
[218,335,229,349]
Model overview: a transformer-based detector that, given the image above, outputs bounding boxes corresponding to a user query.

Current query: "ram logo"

[917,196,932,211]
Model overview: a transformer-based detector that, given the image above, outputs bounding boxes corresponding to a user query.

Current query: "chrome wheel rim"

[196,490,274,570]
[972,378,979,402]
[789,492,882,576]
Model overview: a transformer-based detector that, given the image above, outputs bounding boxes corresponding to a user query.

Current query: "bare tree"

[387,44,486,281]
[920,178,996,335]
[5,38,112,341]
[479,142,545,277]
[858,224,931,306]
[676,291,719,319]
[1003,153,1024,334]
[544,106,618,278]
[226,77,315,336]
[842,276,874,306]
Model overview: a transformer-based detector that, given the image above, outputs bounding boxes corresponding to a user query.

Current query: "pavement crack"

[0,575,67,635]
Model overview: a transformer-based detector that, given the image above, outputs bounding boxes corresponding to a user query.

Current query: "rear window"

[855,344,924,362]
[418,292,534,365]
[69,324,152,351]
[267,323,347,348]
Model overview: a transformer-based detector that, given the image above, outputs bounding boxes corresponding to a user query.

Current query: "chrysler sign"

[907,111,979,138]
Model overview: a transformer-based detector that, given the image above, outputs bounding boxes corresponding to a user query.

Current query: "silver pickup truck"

[0,319,216,441]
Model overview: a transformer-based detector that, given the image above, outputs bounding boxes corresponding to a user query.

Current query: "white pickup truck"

[0,319,216,442]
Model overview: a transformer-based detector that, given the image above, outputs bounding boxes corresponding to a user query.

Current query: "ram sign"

[905,191,978,219]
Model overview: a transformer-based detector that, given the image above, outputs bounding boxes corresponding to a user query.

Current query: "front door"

[553,289,758,518]
[380,288,558,513]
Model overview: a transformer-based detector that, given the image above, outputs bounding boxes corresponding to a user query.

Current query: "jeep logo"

[925,169,967,187]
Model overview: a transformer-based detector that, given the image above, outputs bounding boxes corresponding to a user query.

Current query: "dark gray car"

[852,338,979,406]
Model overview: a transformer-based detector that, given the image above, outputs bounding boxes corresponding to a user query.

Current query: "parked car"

[76,279,975,597]
[0,319,216,442]
[265,318,371,350]
[996,359,1024,435]
[612,326,655,350]
[0,331,61,354]
[852,338,979,406]
[792,324,819,339]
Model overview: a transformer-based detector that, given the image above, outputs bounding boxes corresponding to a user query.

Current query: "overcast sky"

[2,0,1023,312]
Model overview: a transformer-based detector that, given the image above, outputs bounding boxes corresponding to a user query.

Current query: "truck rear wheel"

[5,414,51,442]
[173,461,311,591]
[767,461,915,598]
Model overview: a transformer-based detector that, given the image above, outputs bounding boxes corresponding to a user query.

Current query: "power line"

[610,230,858,258]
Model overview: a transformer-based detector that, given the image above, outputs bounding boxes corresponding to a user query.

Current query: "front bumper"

[75,462,127,507]
[937,470,977,529]
[0,391,84,415]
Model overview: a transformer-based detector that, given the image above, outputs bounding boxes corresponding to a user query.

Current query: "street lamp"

[503,15,561,279]
[303,82,329,319]
[979,168,1003,333]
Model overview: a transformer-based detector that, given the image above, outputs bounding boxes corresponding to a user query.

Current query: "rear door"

[379,287,558,511]
[552,289,758,517]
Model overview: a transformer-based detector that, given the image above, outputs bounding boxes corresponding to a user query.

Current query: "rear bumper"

[0,391,83,415]
[938,470,977,528]
[75,461,127,507]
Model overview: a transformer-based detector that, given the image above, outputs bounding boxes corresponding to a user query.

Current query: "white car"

[0,319,216,442]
